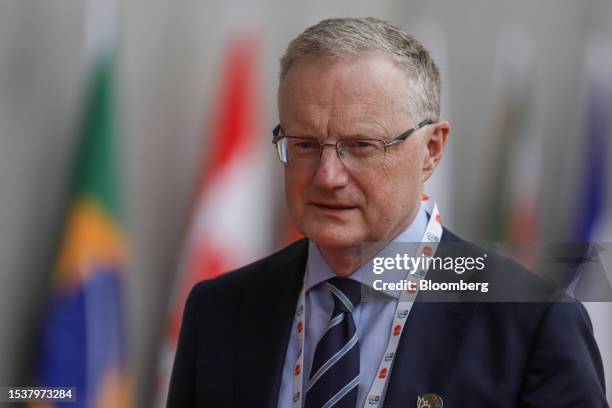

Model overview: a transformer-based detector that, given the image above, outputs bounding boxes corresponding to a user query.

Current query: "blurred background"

[1,0,611,406]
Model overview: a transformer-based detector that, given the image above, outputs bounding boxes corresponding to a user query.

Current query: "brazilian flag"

[32,49,131,407]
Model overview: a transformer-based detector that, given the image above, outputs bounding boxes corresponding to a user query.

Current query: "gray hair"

[279,17,441,121]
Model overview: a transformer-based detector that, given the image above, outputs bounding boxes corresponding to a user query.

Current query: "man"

[167,18,607,407]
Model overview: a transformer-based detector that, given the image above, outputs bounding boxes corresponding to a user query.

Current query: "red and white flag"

[155,33,274,406]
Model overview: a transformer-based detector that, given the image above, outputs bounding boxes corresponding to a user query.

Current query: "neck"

[318,246,363,278]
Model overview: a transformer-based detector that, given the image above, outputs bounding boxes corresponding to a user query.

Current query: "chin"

[303,224,364,250]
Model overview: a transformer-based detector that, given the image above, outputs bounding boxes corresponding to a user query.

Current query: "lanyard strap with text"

[291,196,443,408]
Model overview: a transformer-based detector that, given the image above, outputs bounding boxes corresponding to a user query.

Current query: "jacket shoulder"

[189,238,309,298]
[440,227,556,299]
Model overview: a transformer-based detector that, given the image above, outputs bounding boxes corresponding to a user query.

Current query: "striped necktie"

[305,277,362,408]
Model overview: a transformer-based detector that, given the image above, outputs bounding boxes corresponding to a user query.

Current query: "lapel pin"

[417,393,443,408]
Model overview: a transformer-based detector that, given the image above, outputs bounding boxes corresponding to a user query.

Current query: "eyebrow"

[280,126,386,140]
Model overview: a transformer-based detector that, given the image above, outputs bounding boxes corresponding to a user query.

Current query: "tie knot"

[325,277,362,313]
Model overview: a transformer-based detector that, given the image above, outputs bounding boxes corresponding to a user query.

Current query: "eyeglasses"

[272,119,433,169]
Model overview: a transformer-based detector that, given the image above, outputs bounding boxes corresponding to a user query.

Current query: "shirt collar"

[305,203,429,298]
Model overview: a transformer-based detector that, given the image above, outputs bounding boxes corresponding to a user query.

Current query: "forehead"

[278,55,411,134]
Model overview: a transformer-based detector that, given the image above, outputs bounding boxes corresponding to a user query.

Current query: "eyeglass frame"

[271,118,434,166]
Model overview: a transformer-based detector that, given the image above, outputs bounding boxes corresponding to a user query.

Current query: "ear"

[421,121,450,182]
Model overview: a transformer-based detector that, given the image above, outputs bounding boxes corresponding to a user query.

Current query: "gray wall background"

[1,0,611,406]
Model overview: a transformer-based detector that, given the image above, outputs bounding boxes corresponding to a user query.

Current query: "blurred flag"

[155,33,273,405]
[482,29,541,266]
[572,38,612,242]
[571,37,612,400]
[31,1,131,407]
[568,38,612,293]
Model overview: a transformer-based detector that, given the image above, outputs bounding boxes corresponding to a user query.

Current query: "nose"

[311,144,349,190]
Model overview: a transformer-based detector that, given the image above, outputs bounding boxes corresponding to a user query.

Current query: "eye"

[290,139,319,151]
[343,139,380,150]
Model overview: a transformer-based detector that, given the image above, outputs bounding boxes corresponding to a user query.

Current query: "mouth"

[310,202,358,212]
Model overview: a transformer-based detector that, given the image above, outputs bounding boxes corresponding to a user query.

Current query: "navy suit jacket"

[167,229,607,407]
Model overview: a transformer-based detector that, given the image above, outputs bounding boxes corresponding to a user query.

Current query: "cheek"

[359,178,396,220]
[361,161,421,219]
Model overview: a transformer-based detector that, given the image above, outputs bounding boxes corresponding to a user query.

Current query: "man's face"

[278,55,432,250]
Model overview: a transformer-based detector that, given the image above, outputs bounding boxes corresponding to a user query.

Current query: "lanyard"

[291,196,443,407]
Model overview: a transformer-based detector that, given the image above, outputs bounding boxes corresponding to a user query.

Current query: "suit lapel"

[235,240,308,408]
[383,229,479,407]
